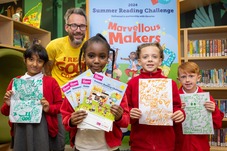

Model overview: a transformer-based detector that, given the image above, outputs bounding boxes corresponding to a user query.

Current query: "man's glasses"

[67,23,87,31]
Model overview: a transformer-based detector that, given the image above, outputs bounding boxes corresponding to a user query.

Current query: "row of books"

[188,39,227,57]
[13,29,31,48]
[209,128,227,147]
[216,99,227,118]
[198,68,227,87]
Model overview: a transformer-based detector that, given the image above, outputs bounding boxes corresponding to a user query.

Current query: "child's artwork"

[180,92,214,134]
[79,72,127,131]
[9,78,43,123]
[139,78,173,126]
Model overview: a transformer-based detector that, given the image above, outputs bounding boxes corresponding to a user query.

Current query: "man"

[44,8,87,151]
[45,8,87,87]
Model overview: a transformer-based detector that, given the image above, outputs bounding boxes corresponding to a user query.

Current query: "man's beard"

[69,32,85,45]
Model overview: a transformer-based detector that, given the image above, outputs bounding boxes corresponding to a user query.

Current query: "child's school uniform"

[1,73,63,151]
[60,94,129,150]
[126,68,185,151]
[174,86,224,151]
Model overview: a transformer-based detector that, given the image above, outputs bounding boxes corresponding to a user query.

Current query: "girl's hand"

[40,97,49,112]
[3,90,13,106]
[171,110,184,123]
[204,101,215,112]
[70,110,87,126]
[110,104,123,121]
[130,108,142,119]
[181,102,186,109]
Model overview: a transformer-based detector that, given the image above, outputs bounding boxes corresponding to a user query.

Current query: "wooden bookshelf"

[180,26,227,151]
[0,14,50,52]
[210,146,227,151]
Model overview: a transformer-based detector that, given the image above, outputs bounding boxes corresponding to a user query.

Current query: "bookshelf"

[180,26,227,151]
[0,14,50,52]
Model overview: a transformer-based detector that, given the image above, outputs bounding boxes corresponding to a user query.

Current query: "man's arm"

[44,60,54,76]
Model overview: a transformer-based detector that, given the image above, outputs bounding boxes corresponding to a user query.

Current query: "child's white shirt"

[20,72,43,80]
[75,129,118,151]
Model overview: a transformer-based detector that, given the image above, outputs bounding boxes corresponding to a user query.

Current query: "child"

[1,44,63,151]
[60,33,130,150]
[175,61,224,151]
[126,42,185,151]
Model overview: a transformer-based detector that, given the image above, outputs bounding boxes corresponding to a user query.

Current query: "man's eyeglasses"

[67,23,87,31]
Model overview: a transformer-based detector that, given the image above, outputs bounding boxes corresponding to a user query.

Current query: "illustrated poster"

[87,0,180,82]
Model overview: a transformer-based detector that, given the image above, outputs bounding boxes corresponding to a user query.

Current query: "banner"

[87,0,180,83]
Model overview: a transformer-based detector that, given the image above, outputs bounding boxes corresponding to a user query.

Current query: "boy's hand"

[204,101,215,112]
[70,110,87,126]
[171,110,184,123]
[130,108,142,119]
[3,90,13,106]
[40,97,50,112]
[110,104,123,121]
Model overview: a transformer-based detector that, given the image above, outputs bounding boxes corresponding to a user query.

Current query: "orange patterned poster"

[139,78,173,126]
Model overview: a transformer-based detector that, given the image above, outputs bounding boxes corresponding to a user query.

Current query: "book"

[21,34,31,48]
[13,30,22,47]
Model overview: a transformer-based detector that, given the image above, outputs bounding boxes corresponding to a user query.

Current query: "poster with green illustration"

[23,2,42,28]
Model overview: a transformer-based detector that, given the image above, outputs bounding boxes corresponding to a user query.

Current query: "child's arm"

[207,96,224,129]
[126,80,142,124]
[111,94,130,128]
[69,110,87,126]
[1,79,14,116]
[171,80,186,123]
[60,98,87,131]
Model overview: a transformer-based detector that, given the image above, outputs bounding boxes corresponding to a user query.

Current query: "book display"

[180,26,227,151]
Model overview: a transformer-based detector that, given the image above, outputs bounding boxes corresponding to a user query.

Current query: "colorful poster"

[180,92,214,134]
[9,78,43,123]
[22,2,42,28]
[87,0,179,83]
[139,78,173,126]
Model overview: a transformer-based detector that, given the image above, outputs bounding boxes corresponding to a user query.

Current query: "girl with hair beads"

[126,42,185,151]
[1,44,63,151]
[60,34,129,151]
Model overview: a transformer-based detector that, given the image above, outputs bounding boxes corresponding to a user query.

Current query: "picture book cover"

[180,92,214,134]
[9,78,43,123]
[139,78,173,126]
[80,72,127,121]
[61,82,75,109]
[79,72,127,131]
[70,78,82,108]
[21,34,31,48]
[13,30,22,47]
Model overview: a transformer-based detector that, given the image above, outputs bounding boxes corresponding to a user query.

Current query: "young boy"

[176,61,224,151]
